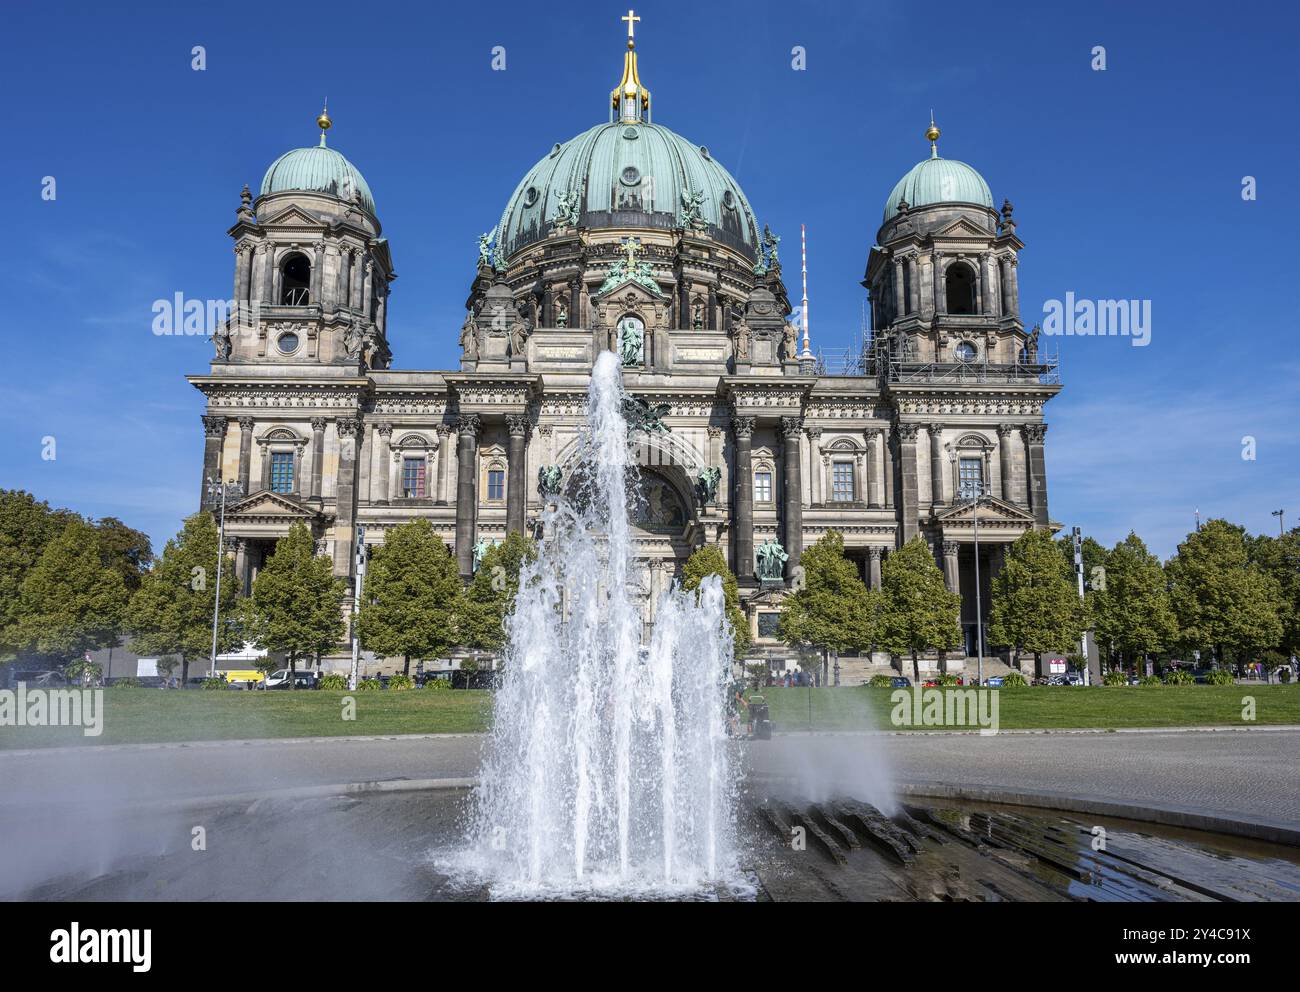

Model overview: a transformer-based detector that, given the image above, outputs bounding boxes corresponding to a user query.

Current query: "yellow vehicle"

[220,669,265,688]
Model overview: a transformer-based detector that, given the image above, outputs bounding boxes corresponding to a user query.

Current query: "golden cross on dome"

[622,237,641,266]
[622,9,640,45]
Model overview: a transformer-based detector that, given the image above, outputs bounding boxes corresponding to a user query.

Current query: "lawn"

[755,684,1300,732]
[3,684,1297,749]
[0,687,492,749]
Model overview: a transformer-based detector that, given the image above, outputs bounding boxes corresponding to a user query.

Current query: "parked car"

[889,676,911,688]
[1063,671,1085,686]
[11,669,68,687]
[262,668,319,690]
[983,676,1005,687]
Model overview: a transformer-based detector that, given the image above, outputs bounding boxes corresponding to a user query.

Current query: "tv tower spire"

[798,224,815,372]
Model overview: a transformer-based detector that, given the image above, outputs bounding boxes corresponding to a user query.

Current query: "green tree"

[779,530,875,655]
[1166,519,1283,667]
[125,512,243,686]
[682,544,751,658]
[0,490,80,660]
[989,528,1087,671]
[1091,532,1177,671]
[94,517,154,592]
[245,523,346,687]
[878,536,962,681]
[462,531,538,650]
[358,519,464,675]
[15,518,130,662]
[1248,527,1300,659]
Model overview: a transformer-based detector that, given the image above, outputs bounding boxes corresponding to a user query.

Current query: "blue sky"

[0,0,1296,559]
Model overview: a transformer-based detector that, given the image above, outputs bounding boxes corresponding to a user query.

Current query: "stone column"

[883,427,895,509]
[257,244,273,305]
[933,255,946,315]
[362,257,373,319]
[435,425,453,504]
[999,256,1012,316]
[920,253,935,320]
[805,425,823,505]
[928,423,946,507]
[897,423,920,543]
[237,417,254,494]
[337,247,352,310]
[781,416,804,567]
[997,424,1016,503]
[350,253,363,311]
[373,423,392,503]
[981,253,996,314]
[1006,256,1020,318]
[868,546,883,590]
[333,418,362,577]
[865,428,882,507]
[455,414,481,577]
[234,245,251,306]
[892,256,905,317]
[906,254,920,315]
[200,415,227,508]
[941,541,960,593]
[506,414,529,534]
[732,416,755,579]
[234,538,250,597]
[310,241,324,304]
[1024,423,1050,526]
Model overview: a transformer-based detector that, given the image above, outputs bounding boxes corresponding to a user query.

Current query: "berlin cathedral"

[189,14,1060,673]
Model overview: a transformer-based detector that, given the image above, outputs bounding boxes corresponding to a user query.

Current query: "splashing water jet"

[464,351,739,898]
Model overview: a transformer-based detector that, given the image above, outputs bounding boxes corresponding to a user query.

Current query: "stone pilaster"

[333,418,362,577]
[435,425,453,504]
[805,425,823,505]
[200,415,227,508]
[865,427,882,508]
[928,423,946,507]
[997,424,1017,504]
[506,414,530,535]
[455,414,481,577]
[257,243,273,305]
[896,423,920,544]
[1006,255,1020,318]
[883,426,895,509]
[781,416,804,568]
[1024,423,1050,526]
[337,246,352,310]
[373,423,392,503]
[310,241,324,303]
[892,256,905,317]
[732,416,755,579]
[237,417,254,494]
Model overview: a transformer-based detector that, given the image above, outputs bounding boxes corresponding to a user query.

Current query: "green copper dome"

[260,144,376,216]
[883,156,993,222]
[497,121,759,260]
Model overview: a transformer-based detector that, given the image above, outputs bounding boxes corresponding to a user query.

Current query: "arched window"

[280,254,311,305]
[945,262,977,315]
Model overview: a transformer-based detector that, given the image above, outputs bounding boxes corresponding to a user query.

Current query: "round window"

[955,341,977,362]
[722,189,736,210]
[620,166,641,186]
[523,186,539,207]
[622,126,639,140]
[277,331,300,355]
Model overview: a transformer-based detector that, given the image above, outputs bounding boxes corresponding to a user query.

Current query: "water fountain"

[463,351,740,898]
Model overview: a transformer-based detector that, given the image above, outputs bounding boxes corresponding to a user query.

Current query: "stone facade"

[188,46,1059,670]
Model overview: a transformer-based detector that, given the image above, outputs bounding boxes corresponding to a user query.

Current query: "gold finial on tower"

[611,10,650,123]
[317,100,332,146]
[926,111,940,158]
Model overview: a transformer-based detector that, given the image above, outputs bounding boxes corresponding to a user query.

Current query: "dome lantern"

[610,9,651,124]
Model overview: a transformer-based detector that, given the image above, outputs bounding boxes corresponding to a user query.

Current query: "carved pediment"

[227,490,316,519]
[258,203,326,229]
[592,278,666,303]
[933,216,990,239]
[936,495,1035,525]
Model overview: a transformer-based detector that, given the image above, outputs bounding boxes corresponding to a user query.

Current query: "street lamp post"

[1072,526,1090,686]
[348,524,366,691]
[957,484,990,686]
[1272,509,1285,537]
[206,477,244,677]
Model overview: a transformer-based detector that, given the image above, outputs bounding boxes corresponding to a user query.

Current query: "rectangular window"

[402,457,427,498]
[488,469,505,501]
[270,451,294,494]
[754,470,772,503]
[832,462,855,502]
[959,457,984,501]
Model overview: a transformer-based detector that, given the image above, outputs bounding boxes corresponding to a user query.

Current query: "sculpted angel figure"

[460,311,479,360]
